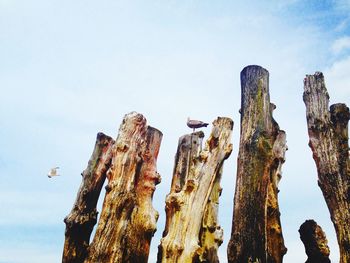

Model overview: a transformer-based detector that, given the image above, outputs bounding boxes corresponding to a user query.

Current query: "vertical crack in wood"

[81,112,162,263]
[158,118,233,263]
[303,72,350,263]
[62,132,114,263]
[228,65,287,263]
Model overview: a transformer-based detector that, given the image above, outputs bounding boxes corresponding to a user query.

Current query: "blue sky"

[1,1,350,262]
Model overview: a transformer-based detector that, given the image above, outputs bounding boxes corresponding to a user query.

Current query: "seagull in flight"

[48,167,60,178]
[187,117,209,132]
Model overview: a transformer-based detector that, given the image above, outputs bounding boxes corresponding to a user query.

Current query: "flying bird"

[48,167,60,178]
[187,117,209,132]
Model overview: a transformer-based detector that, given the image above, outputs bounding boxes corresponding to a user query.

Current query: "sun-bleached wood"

[303,72,350,263]
[84,112,162,263]
[63,132,114,263]
[227,65,287,263]
[157,117,233,263]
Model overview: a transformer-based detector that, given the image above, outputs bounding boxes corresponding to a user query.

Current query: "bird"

[48,167,60,178]
[187,117,209,132]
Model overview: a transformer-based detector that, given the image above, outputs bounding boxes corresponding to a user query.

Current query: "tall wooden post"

[157,117,233,263]
[303,72,350,263]
[227,65,287,263]
[63,133,114,263]
[82,112,162,263]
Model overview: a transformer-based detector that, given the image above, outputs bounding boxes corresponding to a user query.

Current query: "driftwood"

[227,65,287,263]
[157,117,233,263]
[63,133,114,263]
[299,220,331,263]
[84,112,162,263]
[303,72,350,263]
[62,112,162,263]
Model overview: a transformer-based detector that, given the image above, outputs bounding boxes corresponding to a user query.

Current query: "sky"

[0,0,350,262]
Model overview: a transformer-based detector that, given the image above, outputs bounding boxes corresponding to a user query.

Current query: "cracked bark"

[227,65,287,263]
[82,112,162,263]
[157,117,233,263]
[62,112,162,263]
[62,132,114,263]
[303,72,350,263]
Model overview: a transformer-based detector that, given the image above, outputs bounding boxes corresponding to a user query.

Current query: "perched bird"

[48,167,60,178]
[187,117,209,132]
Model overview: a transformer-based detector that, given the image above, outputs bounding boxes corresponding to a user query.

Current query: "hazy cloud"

[332,36,350,54]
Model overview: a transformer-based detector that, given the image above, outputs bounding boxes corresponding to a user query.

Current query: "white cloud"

[331,36,350,54]
[324,56,350,102]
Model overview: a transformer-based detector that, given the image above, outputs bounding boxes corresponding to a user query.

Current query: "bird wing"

[187,119,209,128]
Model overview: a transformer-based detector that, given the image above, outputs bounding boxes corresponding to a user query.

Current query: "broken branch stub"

[157,117,233,263]
[303,72,350,263]
[62,132,114,263]
[85,112,162,263]
[227,65,287,263]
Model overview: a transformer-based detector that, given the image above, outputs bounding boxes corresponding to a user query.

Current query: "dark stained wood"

[299,220,331,263]
[63,133,114,263]
[227,65,287,263]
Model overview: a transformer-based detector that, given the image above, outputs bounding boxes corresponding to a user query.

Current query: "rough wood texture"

[299,220,331,263]
[157,117,233,263]
[199,165,224,263]
[227,65,287,263]
[63,132,114,263]
[303,72,350,263]
[85,112,162,263]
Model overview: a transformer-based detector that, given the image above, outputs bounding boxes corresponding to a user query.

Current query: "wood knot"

[165,193,183,211]
[224,144,233,159]
[208,136,219,151]
[185,179,197,192]
[116,142,129,152]
[105,183,113,192]
[330,103,350,125]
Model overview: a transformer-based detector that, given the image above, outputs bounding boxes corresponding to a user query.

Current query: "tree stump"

[82,112,162,263]
[63,132,114,263]
[227,65,287,263]
[157,117,233,263]
[299,220,331,263]
[303,72,350,263]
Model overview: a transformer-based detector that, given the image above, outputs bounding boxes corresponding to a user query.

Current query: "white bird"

[48,167,60,178]
[187,117,209,132]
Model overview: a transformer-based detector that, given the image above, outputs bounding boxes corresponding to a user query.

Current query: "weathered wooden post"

[227,65,287,263]
[303,72,350,263]
[63,133,114,263]
[62,112,162,263]
[299,220,331,263]
[84,112,162,263]
[157,117,233,263]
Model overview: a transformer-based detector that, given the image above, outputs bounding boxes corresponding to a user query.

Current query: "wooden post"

[62,132,114,263]
[299,220,331,263]
[227,65,287,263]
[303,72,350,263]
[84,112,162,263]
[157,117,233,263]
